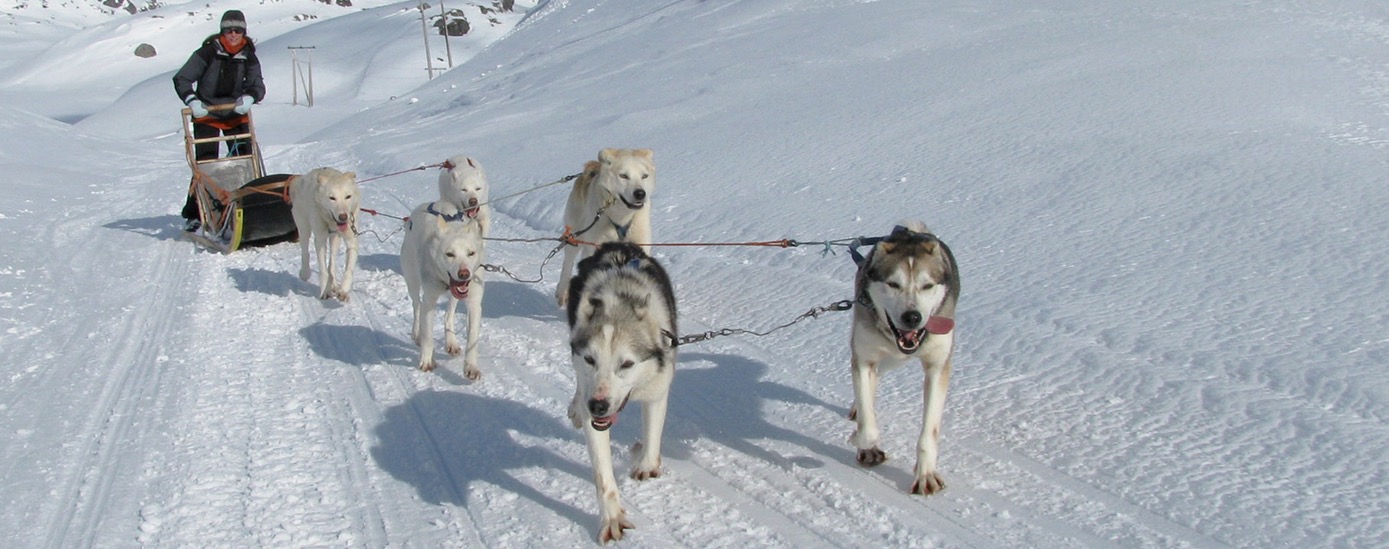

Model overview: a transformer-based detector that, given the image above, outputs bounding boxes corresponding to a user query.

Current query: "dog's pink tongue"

[449,280,469,300]
[336,221,350,232]
[926,316,954,334]
[465,207,479,219]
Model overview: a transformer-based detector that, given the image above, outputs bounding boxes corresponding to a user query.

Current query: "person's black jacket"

[172,35,265,115]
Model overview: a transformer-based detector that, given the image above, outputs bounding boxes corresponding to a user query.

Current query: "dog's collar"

[609,217,632,240]
[426,202,468,223]
[848,226,940,267]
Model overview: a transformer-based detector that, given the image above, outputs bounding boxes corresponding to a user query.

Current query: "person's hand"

[233,95,254,115]
[188,99,209,118]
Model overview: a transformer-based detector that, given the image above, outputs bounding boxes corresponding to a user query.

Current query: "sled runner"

[181,105,297,252]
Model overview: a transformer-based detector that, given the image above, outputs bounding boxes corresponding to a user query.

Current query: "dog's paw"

[847,404,857,421]
[555,286,569,308]
[910,471,946,495]
[445,340,462,356]
[334,289,351,302]
[629,442,662,480]
[463,364,482,381]
[856,447,888,467]
[597,509,634,544]
[630,464,662,481]
[418,360,437,373]
[298,269,311,281]
[567,402,583,430]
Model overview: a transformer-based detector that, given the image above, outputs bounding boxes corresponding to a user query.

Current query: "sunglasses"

[223,28,245,35]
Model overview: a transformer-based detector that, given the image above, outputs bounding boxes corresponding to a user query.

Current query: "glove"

[187,99,209,118]
[233,95,254,115]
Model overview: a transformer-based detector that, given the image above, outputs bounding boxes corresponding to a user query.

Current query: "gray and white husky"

[565,242,677,543]
[847,221,960,495]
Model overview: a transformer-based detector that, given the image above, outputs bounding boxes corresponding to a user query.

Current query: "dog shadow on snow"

[299,321,419,371]
[370,391,594,528]
[612,352,852,471]
[369,354,866,535]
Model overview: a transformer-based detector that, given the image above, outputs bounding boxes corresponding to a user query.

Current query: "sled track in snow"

[41,238,184,549]
[330,289,492,547]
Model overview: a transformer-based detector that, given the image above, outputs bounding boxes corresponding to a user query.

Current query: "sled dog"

[437,154,491,239]
[290,167,360,301]
[847,221,959,495]
[400,200,486,378]
[555,148,656,308]
[565,242,677,543]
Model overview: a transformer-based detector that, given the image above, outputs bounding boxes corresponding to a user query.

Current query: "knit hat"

[220,10,246,32]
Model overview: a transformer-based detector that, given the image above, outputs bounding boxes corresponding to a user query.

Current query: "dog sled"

[181,104,297,252]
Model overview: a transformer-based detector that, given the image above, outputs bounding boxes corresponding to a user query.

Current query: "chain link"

[669,299,853,347]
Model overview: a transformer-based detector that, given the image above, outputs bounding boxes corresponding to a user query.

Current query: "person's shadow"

[370,390,592,528]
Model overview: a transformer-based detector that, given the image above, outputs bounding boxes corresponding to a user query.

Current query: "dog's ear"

[315,170,330,185]
[599,148,618,165]
[586,297,604,317]
[631,294,650,320]
[344,171,357,181]
[466,157,477,169]
[922,239,938,255]
[633,148,653,161]
[878,241,898,256]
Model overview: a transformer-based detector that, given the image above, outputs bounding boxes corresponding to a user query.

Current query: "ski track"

[40,215,182,549]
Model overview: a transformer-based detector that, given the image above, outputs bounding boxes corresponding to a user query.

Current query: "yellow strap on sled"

[228,207,245,252]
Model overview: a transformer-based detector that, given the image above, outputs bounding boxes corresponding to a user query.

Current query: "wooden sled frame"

[181,105,294,252]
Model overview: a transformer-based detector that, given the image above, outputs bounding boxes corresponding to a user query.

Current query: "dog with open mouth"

[437,154,490,239]
[289,167,360,301]
[565,242,676,543]
[847,221,959,495]
[555,148,656,308]
[400,199,485,378]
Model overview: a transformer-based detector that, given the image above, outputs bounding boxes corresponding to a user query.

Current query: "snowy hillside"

[1,0,1387,547]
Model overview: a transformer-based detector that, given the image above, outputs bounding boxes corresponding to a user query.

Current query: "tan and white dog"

[400,200,485,378]
[847,221,959,495]
[565,242,677,543]
[555,148,655,308]
[438,154,491,239]
[290,167,360,301]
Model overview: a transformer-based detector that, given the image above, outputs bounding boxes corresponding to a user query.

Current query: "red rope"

[559,227,793,249]
[357,161,449,184]
[359,207,407,221]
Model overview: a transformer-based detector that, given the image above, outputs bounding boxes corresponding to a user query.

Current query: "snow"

[1,0,1387,547]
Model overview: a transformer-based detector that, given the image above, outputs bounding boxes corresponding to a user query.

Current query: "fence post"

[289,46,316,107]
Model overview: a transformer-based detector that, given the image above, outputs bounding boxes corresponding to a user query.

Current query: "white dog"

[290,167,360,301]
[848,222,959,495]
[400,200,486,378]
[438,154,491,239]
[555,148,655,308]
[565,242,677,543]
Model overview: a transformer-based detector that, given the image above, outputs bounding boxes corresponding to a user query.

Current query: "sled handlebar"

[181,103,244,121]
